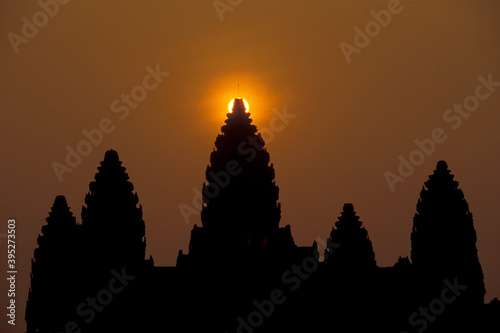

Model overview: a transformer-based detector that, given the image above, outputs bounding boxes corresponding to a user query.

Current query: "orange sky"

[1,1,500,332]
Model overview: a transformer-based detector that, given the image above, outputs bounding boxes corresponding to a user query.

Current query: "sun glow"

[228,98,249,113]
[205,75,277,127]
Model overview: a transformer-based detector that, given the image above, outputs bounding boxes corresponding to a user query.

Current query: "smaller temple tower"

[411,161,485,307]
[81,149,146,272]
[179,98,302,268]
[324,203,376,270]
[26,196,81,333]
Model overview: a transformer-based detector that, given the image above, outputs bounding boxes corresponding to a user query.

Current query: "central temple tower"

[177,98,308,267]
[201,98,280,244]
[175,98,311,332]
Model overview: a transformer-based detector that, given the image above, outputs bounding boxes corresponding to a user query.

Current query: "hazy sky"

[1,1,500,332]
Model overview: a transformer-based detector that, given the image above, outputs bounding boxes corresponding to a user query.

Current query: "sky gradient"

[1,1,500,332]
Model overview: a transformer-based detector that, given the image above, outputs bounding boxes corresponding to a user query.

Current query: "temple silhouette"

[26,99,499,332]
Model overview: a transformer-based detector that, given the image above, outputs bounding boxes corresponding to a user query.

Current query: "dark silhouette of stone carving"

[25,196,82,333]
[324,203,376,269]
[26,103,498,333]
[82,149,146,271]
[79,149,148,333]
[199,98,281,251]
[412,161,485,300]
[176,99,312,332]
[410,161,486,331]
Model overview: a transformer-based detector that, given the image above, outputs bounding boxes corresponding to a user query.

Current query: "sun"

[228,98,249,113]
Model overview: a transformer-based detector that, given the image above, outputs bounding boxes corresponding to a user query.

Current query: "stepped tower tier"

[324,203,376,269]
[200,98,281,251]
[26,196,81,333]
[411,161,485,305]
[82,149,146,269]
[177,98,313,270]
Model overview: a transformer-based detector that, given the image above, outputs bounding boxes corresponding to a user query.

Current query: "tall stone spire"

[324,203,376,269]
[26,196,81,333]
[176,99,305,333]
[411,161,485,305]
[81,149,146,270]
[200,98,281,249]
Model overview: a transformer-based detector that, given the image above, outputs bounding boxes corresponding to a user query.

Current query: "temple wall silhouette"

[26,99,499,332]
